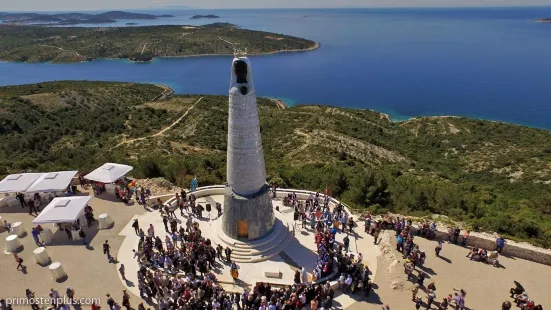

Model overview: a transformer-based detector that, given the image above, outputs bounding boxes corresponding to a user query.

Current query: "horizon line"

[2,5,551,13]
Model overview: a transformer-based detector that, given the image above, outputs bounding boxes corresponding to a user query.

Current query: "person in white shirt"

[344,274,353,293]
[34,198,41,211]
[132,249,142,262]
[301,267,308,284]
[338,274,345,290]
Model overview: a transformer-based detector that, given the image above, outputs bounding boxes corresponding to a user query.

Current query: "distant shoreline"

[0,42,320,64]
[266,97,288,110]
[154,42,320,60]
[122,42,319,63]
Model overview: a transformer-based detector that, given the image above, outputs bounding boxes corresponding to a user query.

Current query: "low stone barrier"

[150,186,354,285]
[410,227,551,266]
[157,185,225,208]
[158,186,355,217]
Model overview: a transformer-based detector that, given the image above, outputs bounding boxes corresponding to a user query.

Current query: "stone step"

[232,221,289,258]
[208,232,253,262]
[218,282,245,294]
[230,254,252,262]
[227,222,292,263]
[210,214,294,263]
[230,247,252,254]
[250,223,291,255]
[216,219,286,249]
[248,224,295,263]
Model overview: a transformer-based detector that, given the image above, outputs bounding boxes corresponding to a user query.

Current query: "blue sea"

[1,7,551,129]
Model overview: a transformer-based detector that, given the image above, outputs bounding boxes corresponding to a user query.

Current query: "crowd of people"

[112,180,151,206]
[508,283,544,310]
[466,247,500,267]
[122,189,373,310]
[285,191,368,286]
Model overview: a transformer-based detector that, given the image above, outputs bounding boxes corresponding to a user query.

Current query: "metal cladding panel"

[227,56,267,196]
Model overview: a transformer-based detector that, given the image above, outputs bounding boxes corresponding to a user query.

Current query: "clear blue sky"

[2,0,550,11]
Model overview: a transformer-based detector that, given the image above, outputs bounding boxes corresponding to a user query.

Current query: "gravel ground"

[0,187,149,309]
[346,230,551,309]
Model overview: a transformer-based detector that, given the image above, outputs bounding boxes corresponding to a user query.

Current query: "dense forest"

[0,24,317,63]
[1,81,550,247]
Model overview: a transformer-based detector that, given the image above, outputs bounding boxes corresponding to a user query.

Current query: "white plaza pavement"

[116,194,379,308]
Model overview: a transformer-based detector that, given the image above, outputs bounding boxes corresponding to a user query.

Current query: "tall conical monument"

[222,54,275,240]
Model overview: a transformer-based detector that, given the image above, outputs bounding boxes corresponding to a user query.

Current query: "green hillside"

[0,24,318,63]
[1,81,550,247]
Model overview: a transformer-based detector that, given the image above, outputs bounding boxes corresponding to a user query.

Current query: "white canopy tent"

[84,163,133,183]
[0,173,45,194]
[32,196,93,225]
[26,170,78,193]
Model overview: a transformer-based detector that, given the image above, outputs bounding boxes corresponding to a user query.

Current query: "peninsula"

[1,81,550,248]
[190,14,220,19]
[0,23,318,63]
[0,11,173,26]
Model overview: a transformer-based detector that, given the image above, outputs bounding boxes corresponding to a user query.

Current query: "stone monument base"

[222,183,275,240]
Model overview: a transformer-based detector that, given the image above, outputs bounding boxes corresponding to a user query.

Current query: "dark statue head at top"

[233,60,248,84]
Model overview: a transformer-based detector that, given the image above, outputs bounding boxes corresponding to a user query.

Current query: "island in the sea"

[0,23,319,63]
[0,11,173,26]
[190,14,220,19]
[535,18,551,23]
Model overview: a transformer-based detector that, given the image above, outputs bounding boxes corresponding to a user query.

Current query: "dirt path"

[152,84,174,101]
[37,44,81,57]
[141,42,148,55]
[110,96,203,150]
[286,129,312,158]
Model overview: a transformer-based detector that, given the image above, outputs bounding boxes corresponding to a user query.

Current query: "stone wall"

[411,227,551,266]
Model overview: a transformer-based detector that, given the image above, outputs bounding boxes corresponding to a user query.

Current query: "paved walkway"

[345,230,551,309]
